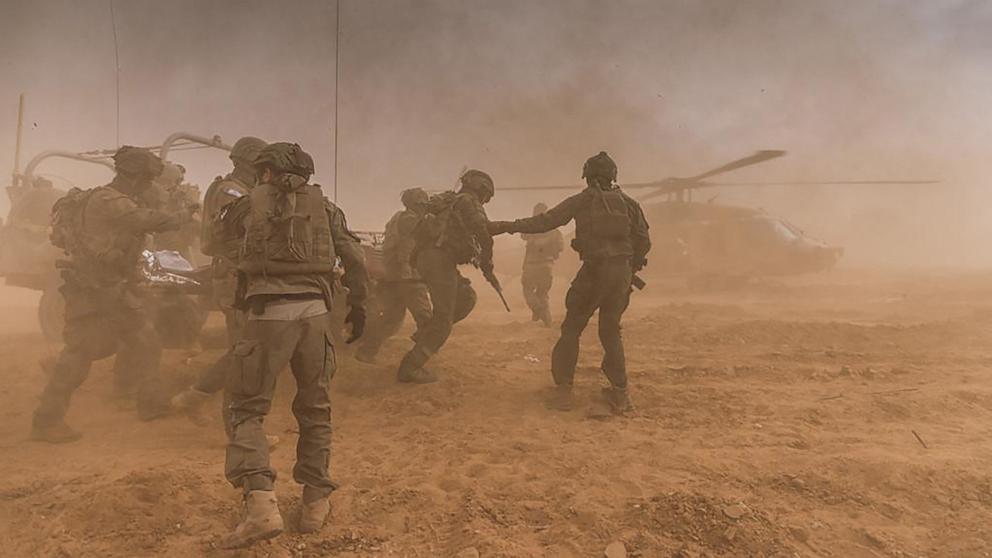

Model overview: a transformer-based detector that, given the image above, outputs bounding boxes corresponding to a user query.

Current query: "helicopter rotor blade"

[687,149,786,181]
[704,179,940,186]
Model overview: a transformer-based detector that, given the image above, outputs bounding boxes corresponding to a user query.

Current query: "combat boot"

[298,490,331,533]
[602,386,634,414]
[397,367,437,384]
[545,384,574,411]
[220,490,284,549]
[31,419,82,444]
[170,386,211,424]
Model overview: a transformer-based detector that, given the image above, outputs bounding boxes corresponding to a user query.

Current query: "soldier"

[354,188,433,363]
[170,137,266,416]
[219,143,368,548]
[30,146,197,443]
[395,170,497,384]
[490,152,650,414]
[520,202,564,327]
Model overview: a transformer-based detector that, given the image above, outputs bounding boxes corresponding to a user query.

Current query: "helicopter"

[495,150,937,289]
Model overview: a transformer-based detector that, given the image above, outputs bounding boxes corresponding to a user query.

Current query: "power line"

[108,0,121,148]
[333,0,340,202]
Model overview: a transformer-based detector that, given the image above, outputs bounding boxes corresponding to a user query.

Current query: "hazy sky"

[2,0,991,264]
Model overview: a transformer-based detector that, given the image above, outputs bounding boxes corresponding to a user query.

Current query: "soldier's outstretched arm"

[104,191,186,234]
[326,202,369,307]
[505,193,583,235]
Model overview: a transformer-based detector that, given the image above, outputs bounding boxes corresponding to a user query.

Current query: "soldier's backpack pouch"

[589,188,631,239]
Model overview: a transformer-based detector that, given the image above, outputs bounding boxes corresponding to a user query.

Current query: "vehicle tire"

[38,287,66,342]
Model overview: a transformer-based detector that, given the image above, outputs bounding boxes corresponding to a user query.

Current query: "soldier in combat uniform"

[219,143,368,548]
[355,188,433,363]
[171,137,267,416]
[31,146,197,443]
[395,170,498,384]
[491,152,650,413]
[520,202,564,327]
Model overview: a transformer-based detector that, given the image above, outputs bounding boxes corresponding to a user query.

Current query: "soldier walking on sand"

[170,137,267,419]
[520,202,564,327]
[31,146,197,443]
[217,142,368,548]
[490,152,650,414]
[355,188,433,363]
[394,170,498,384]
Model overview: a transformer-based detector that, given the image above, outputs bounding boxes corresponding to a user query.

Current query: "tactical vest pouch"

[590,189,630,239]
[50,187,94,255]
[241,183,335,276]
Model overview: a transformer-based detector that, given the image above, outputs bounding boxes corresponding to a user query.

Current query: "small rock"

[722,503,748,520]
[456,547,480,558]
[789,526,809,542]
[604,540,627,558]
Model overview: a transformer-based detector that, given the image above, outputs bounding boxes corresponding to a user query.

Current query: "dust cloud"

[1,0,990,266]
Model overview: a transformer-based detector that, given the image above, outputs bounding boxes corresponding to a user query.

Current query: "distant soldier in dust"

[491,152,650,414]
[31,146,197,443]
[355,187,433,363]
[520,202,564,327]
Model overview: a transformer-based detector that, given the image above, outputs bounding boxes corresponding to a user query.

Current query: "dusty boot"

[170,387,211,425]
[220,490,284,549]
[545,384,574,411]
[540,309,553,328]
[31,419,82,444]
[397,367,437,384]
[298,492,331,533]
[602,386,634,415]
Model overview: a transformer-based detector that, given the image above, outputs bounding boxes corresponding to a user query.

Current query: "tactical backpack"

[413,191,479,264]
[239,176,336,276]
[589,188,631,240]
[50,187,95,257]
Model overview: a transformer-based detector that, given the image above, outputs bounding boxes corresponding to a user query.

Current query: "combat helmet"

[229,136,267,165]
[581,151,618,182]
[254,142,315,179]
[459,169,494,201]
[113,146,164,178]
[400,187,429,209]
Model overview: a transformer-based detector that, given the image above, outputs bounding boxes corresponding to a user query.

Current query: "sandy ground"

[1,269,992,557]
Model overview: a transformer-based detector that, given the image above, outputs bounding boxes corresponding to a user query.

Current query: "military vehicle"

[1,132,231,341]
[497,150,936,288]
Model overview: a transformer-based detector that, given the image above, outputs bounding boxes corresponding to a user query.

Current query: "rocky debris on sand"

[604,540,627,558]
[722,503,748,520]
[456,546,480,558]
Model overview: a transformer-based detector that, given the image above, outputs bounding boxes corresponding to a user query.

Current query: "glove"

[345,305,366,344]
[488,220,514,236]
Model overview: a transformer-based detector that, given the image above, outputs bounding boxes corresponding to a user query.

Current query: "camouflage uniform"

[520,202,564,326]
[356,188,432,362]
[31,147,191,443]
[220,143,367,548]
[492,152,650,412]
[395,170,496,384]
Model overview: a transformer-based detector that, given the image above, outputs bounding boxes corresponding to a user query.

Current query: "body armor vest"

[239,180,335,276]
[571,188,634,260]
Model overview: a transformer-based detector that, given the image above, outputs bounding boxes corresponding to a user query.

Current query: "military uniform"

[220,143,368,548]
[492,152,650,412]
[356,189,433,362]
[395,170,496,384]
[520,203,564,326]
[32,147,190,443]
